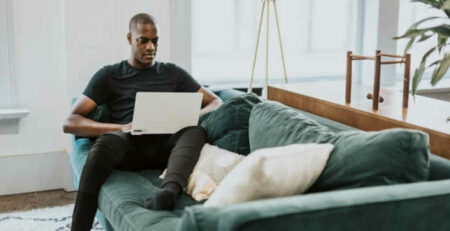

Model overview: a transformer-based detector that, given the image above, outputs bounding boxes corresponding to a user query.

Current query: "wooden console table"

[268,82,450,160]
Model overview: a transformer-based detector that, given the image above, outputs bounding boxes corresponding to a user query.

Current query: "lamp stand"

[248,0,288,93]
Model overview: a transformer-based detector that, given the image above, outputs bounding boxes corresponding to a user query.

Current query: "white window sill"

[0,108,30,120]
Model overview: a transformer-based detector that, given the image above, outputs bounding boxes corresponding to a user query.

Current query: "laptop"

[130,92,203,135]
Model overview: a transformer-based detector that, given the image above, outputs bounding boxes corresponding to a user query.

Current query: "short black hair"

[129,13,156,32]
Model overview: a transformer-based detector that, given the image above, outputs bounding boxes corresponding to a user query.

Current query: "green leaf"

[423,45,439,61]
[410,16,441,29]
[394,28,427,40]
[411,46,438,95]
[411,61,427,95]
[394,24,450,41]
[428,59,440,67]
[418,33,433,42]
[404,37,417,54]
[437,34,448,53]
[441,0,450,11]
[431,24,450,37]
[431,52,450,85]
[412,0,442,9]
[393,16,441,40]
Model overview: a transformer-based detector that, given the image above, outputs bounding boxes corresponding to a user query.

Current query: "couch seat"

[97,170,203,231]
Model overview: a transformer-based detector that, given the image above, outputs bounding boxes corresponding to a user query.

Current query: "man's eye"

[152,38,159,44]
[138,38,149,44]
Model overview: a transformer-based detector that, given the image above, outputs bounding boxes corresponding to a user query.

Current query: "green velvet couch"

[70,89,450,231]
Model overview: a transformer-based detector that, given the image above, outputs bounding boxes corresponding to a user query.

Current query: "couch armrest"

[178,179,450,231]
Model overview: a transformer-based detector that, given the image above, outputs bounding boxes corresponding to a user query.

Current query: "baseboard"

[0,151,75,196]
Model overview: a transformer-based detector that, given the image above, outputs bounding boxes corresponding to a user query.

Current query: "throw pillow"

[249,101,430,192]
[200,93,262,155]
[204,143,334,206]
[308,128,430,192]
[160,143,245,201]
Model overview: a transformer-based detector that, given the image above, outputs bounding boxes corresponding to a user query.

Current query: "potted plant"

[394,0,450,95]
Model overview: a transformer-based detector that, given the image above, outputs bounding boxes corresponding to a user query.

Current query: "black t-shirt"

[83,60,201,124]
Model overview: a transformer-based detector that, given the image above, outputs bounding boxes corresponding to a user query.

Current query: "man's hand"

[199,99,222,116]
[121,122,132,133]
[197,87,222,116]
[63,95,128,137]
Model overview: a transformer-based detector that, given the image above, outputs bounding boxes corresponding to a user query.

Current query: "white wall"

[0,0,68,157]
[65,0,172,99]
[0,0,173,195]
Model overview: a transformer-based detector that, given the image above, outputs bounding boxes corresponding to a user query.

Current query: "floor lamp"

[248,0,289,93]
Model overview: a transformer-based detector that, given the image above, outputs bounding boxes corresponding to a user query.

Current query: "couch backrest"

[248,100,450,182]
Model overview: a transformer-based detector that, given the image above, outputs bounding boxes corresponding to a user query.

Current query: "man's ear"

[127,32,132,45]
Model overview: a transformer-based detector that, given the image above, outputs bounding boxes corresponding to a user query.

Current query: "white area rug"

[0,204,104,231]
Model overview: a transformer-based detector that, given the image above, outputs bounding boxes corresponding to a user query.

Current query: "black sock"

[144,182,181,210]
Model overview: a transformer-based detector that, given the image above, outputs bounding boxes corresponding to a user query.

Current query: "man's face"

[128,23,159,68]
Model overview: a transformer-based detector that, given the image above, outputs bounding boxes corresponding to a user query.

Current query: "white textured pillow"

[160,143,245,201]
[204,143,334,206]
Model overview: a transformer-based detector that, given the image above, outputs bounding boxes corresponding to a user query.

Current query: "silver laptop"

[131,92,203,135]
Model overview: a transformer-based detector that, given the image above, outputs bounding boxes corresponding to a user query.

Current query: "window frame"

[0,0,16,108]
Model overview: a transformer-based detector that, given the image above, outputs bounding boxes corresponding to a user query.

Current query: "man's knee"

[182,125,206,137]
[173,126,206,149]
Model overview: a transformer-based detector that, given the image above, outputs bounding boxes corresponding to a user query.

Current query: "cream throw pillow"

[204,143,334,206]
[159,143,245,201]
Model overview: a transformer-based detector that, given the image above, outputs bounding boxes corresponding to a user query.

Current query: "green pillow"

[308,128,430,192]
[249,101,430,192]
[248,101,335,150]
[200,93,262,155]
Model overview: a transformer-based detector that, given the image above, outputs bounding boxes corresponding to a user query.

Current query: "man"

[63,13,222,231]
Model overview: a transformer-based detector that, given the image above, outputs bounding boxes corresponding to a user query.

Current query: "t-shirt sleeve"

[82,67,111,105]
[174,64,201,92]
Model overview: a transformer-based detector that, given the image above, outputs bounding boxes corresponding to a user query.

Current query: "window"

[191,0,362,85]
[0,0,14,107]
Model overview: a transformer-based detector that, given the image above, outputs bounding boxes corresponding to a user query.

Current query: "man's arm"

[62,95,128,137]
[198,87,222,116]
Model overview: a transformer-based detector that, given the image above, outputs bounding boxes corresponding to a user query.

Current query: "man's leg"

[144,125,206,210]
[71,131,131,231]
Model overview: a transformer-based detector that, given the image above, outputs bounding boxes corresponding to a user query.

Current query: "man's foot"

[144,182,181,210]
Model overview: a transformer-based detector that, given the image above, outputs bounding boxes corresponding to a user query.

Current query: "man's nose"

[146,42,155,51]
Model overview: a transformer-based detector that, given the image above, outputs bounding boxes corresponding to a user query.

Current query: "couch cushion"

[308,128,430,192]
[249,101,430,192]
[71,138,202,231]
[97,170,203,231]
[200,93,262,155]
[249,101,335,150]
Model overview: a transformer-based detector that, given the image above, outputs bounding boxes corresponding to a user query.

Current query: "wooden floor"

[0,190,76,213]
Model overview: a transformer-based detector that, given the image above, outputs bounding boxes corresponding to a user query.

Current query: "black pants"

[71,126,206,231]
